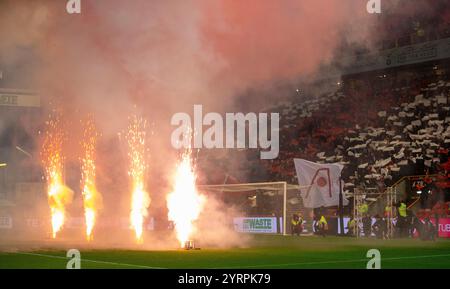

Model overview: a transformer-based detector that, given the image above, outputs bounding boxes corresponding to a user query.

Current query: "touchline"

[171,104,279,159]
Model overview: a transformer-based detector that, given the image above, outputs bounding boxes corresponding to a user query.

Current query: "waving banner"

[294,158,348,208]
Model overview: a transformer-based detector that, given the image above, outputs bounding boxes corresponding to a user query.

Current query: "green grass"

[1,235,450,269]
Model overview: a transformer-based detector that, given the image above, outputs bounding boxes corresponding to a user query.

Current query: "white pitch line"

[214,253,450,269]
[10,252,166,269]
[9,251,450,269]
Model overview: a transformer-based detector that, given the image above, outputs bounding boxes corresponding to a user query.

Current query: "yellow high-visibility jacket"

[398,203,407,217]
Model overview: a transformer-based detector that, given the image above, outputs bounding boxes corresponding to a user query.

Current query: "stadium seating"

[250,69,450,215]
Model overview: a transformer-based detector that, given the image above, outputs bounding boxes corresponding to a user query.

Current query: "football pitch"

[1,235,450,269]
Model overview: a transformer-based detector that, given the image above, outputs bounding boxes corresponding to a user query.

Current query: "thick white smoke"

[1,0,428,248]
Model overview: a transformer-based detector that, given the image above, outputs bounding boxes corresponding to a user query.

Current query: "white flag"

[294,158,348,208]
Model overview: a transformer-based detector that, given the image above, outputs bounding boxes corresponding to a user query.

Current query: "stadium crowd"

[245,63,450,220]
[194,1,450,224]
[264,70,448,180]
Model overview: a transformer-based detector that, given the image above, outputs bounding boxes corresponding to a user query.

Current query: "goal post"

[198,181,304,235]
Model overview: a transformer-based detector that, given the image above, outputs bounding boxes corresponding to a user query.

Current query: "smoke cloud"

[0,0,415,249]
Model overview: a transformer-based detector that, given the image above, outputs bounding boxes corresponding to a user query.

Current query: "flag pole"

[338,174,345,236]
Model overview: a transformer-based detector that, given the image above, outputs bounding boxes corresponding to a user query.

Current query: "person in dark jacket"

[422,218,436,241]
[372,215,387,239]
[291,214,301,236]
[362,215,372,237]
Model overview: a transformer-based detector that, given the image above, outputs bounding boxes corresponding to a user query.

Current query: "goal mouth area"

[198,182,303,235]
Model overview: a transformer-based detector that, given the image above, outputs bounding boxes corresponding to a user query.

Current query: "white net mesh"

[198,182,309,235]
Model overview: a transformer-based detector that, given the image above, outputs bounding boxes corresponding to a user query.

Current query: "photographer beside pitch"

[315,215,328,237]
[291,213,304,236]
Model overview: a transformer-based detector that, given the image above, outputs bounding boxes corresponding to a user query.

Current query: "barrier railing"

[353,174,439,238]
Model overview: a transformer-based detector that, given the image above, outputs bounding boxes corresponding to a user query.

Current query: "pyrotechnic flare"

[126,115,150,243]
[80,117,102,241]
[41,110,73,238]
[167,130,205,247]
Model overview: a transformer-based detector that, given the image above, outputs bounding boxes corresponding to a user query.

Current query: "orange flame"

[80,117,102,241]
[126,115,150,243]
[41,110,73,238]
[167,131,205,247]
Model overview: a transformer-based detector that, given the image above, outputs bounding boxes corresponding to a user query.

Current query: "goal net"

[198,182,310,235]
